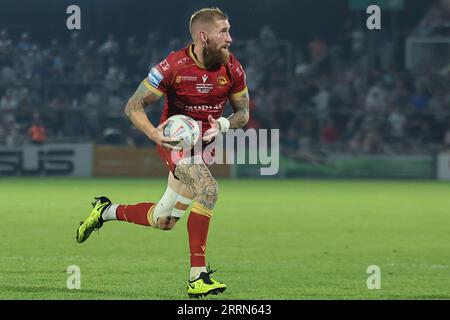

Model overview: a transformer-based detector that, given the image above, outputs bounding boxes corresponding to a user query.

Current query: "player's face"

[203,19,232,69]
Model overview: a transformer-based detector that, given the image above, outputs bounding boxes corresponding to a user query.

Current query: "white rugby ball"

[163,115,200,149]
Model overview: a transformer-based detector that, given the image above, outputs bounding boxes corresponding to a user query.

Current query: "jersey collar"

[189,44,207,70]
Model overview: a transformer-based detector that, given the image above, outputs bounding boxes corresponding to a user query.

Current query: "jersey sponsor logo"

[148,67,163,88]
[184,76,198,81]
[184,102,225,113]
[196,83,213,94]
[175,75,198,83]
[217,76,228,86]
[201,74,208,83]
[159,59,170,71]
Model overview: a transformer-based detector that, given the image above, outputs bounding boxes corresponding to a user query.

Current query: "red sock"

[116,203,154,226]
[188,203,213,267]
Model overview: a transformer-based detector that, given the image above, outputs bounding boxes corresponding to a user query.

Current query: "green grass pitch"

[0,178,449,299]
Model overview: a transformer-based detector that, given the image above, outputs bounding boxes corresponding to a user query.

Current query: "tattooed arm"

[228,90,250,129]
[202,90,250,142]
[124,81,178,148]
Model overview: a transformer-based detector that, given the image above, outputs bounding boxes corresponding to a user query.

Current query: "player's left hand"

[203,115,230,142]
[203,115,220,142]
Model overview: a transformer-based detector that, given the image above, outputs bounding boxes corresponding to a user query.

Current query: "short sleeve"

[142,55,175,96]
[230,58,248,98]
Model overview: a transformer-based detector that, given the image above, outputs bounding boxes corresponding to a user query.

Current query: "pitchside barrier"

[2,143,449,180]
[285,154,435,179]
[234,151,438,180]
[0,143,93,177]
[437,151,450,181]
[93,145,231,178]
[0,143,231,178]
[93,145,166,177]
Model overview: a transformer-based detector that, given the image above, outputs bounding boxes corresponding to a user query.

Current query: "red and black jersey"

[142,44,248,134]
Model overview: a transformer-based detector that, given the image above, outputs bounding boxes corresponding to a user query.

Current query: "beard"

[202,40,230,70]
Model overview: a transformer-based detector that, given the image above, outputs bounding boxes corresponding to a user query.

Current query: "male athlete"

[76,8,249,298]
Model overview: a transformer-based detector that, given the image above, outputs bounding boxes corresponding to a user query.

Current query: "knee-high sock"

[116,203,155,226]
[187,202,213,267]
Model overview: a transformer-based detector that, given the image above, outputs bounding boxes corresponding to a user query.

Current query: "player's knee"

[156,217,178,231]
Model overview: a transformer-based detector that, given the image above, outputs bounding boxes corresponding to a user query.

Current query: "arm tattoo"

[124,82,160,118]
[228,91,250,129]
[174,161,218,210]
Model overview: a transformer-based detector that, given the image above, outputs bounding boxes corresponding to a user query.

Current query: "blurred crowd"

[0,30,175,146]
[1,3,450,159]
[414,0,450,37]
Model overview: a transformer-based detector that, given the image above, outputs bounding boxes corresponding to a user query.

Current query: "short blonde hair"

[189,8,228,36]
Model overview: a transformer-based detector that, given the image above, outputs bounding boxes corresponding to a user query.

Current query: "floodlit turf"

[0,178,449,300]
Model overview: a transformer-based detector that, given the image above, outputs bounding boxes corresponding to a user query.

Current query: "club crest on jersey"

[217,76,228,86]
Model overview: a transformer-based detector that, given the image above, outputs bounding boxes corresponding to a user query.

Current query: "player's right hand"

[149,120,181,149]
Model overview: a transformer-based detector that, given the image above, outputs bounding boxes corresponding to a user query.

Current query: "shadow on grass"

[0,285,113,296]
[0,285,177,299]
[1,287,165,300]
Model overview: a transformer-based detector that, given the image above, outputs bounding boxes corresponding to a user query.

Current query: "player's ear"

[199,31,208,45]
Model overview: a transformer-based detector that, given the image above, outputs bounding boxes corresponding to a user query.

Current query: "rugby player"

[76,7,249,298]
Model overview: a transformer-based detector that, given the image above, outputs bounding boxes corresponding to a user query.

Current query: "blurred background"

[1,0,450,179]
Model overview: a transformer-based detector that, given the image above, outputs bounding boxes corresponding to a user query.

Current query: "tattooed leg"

[174,157,219,210]
[175,157,218,270]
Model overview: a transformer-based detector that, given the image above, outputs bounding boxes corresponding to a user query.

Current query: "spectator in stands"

[27,118,48,145]
[17,32,32,52]
[0,29,13,66]
[410,81,431,111]
[443,120,450,149]
[0,87,18,113]
[361,128,382,154]
[5,123,24,146]
[102,127,125,145]
[320,118,340,147]
[0,120,6,144]
[312,84,330,121]
[365,80,387,113]
[294,48,310,76]
[245,60,264,92]
[98,34,119,57]
[350,28,365,59]
[0,29,10,49]
[387,105,407,141]
[308,36,329,64]
[390,79,410,106]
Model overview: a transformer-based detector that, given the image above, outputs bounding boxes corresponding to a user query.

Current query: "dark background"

[0,0,431,45]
